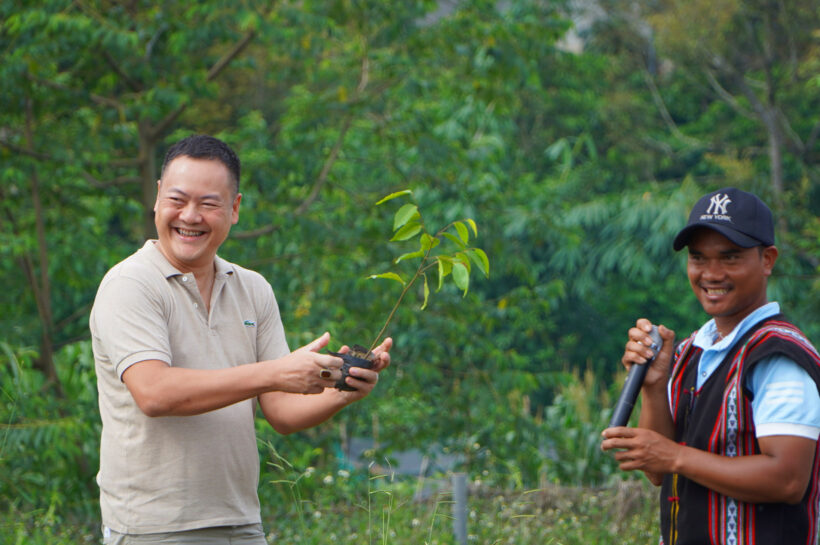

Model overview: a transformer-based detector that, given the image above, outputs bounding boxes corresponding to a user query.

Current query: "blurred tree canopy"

[1,0,818,492]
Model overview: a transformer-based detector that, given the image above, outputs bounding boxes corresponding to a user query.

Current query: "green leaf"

[393,203,419,231]
[452,262,469,295]
[391,222,422,241]
[455,252,471,272]
[421,274,430,310]
[546,137,570,161]
[395,249,424,264]
[454,221,469,244]
[466,218,478,237]
[436,257,453,292]
[467,248,490,276]
[420,233,440,252]
[442,232,467,248]
[238,11,260,31]
[376,189,412,205]
[368,272,405,285]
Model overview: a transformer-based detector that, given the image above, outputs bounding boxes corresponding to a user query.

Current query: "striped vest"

[660,316,820,545]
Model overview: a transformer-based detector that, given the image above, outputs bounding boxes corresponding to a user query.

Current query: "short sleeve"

[747,355,820,439]
[253,279,290,362]
[90,273,173,378]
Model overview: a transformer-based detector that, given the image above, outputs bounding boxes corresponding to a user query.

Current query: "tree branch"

[0,138,55,161]
[206,29,257,81]
[642,69,702,147]
[293,115,354,216]
[232,223,281,239]
[236,56,374,239]
[26,72,123,110]
[294,56,370,216]
[0,137,141,168]
[54,302,92,331]
[82,172,142,188]
[775,108,808,158]
[150,28,258,139]
[804,119,820,159]
[102,50,142,92]
[702,65,755,120]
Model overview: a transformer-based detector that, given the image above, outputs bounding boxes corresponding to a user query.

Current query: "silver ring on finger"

[319,368,332,379]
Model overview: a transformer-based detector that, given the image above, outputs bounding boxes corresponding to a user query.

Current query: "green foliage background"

[1,0,818,542]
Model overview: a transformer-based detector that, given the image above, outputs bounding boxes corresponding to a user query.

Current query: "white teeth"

[177,228,203,237]
[705,288,728,295]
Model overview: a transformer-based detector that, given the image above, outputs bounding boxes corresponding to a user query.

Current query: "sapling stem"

[364,189,489,357]
[366,246,434,355]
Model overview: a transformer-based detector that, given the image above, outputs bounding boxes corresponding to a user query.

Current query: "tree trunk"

[24,97,61,391]
[139,121,158,241]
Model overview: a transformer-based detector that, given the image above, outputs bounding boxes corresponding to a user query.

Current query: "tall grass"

[260,468,658,544]
[1,342,659,543]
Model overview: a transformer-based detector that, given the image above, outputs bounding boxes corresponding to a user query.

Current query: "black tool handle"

[608,325,663,428]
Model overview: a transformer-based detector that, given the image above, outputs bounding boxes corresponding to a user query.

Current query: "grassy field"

[1,477,659,545]
[262,476,659,545]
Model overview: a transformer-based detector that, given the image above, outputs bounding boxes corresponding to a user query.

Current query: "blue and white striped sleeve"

[747,355,820,440]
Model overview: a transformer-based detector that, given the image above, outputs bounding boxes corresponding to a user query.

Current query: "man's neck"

[153,241,217,308]
[712,300,772,340]
[194,269,215,312]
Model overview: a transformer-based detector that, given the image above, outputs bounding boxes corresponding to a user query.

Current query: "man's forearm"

[638,383,675,439]
[673,435,816,504]
[123,360,275,417]
[258,390,351,435]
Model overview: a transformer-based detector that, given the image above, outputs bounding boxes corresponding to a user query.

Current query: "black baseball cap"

[673,187,775,251]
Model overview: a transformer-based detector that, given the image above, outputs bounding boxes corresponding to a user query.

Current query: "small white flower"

[313,510,322,519]
[411,518,421,528]
[337,469,350,479]
[323,475,334,485]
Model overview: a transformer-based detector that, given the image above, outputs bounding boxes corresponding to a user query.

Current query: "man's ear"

[153,179,161,212]
[761,245,778,276]
[231,193,242,225]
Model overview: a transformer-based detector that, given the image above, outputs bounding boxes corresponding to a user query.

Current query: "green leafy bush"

[0,341,99,541]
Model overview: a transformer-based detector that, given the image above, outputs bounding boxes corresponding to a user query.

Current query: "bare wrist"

[671,443,686,474]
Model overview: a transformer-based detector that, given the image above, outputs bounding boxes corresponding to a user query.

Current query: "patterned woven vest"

[659,315,820,545]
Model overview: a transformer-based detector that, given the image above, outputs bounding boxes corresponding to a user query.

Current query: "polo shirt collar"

[213,254,235,277]
[693,301,780,350]
[141,240,235,279]
[690,302,781,389]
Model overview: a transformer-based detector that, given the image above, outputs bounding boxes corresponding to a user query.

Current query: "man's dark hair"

[160,134,241,194]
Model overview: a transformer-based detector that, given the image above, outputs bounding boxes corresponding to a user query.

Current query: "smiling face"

[153,156,241,276]
[686,228,777,334]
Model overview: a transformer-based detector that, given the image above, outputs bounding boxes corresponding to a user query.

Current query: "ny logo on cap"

[706,194,732,215]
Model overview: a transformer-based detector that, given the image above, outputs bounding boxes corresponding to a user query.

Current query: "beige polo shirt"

[90,240,289,534]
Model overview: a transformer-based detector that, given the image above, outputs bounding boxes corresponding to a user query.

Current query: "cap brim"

[672,223,762,251]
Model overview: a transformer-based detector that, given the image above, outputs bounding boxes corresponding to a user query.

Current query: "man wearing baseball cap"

[602,187,820,544]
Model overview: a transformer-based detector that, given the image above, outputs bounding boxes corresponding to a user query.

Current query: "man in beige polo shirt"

[90,134,392,544]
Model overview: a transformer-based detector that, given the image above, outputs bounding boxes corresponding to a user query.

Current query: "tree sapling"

[332,189,490,390]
